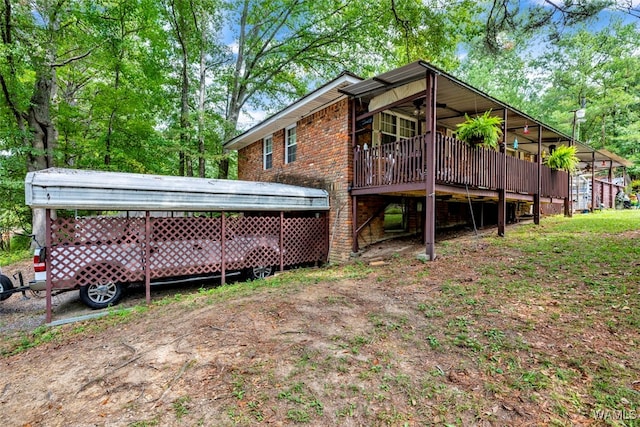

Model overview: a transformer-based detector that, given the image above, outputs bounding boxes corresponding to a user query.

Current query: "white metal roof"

[25,168,330,211]
[224,72,362,150]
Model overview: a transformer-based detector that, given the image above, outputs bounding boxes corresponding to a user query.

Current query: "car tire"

[0,274,14,301]
[247,264,275,280]
[79,280,123,309]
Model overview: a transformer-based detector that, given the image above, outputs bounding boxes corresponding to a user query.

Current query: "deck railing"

[540,167,569,199]
[353,132,569,199]
[435,134,503,189]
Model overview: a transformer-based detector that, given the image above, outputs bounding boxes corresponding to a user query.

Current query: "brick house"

[225,61,628,262]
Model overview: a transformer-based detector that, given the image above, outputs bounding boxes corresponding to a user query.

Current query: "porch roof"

[340,60,631,170]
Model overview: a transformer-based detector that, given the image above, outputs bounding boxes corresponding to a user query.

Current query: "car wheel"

[79,280,123,309]
[0,274,14,301]
[247,265,274,280]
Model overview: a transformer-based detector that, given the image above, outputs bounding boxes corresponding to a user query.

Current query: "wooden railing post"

[498,110,507,237]
[534,126,542,224]
[424,71,437,260]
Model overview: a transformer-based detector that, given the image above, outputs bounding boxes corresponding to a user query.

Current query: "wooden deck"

[353,133,568,200]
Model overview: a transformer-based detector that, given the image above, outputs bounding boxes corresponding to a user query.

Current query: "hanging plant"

[545,145,579,172]
[455,110,504,149]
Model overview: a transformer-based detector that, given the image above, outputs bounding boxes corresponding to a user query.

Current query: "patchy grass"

[1,210,639,426]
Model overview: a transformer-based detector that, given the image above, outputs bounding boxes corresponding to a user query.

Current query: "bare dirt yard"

[1,218,639,426]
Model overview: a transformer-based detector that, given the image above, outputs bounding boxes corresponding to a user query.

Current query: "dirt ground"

[0,227,630,426]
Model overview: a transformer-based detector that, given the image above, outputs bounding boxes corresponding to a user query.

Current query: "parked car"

[31,216,281,309]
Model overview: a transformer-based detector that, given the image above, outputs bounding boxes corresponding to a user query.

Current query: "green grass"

[2,210,640,425]
[173,396,191,420]
[0,233,32,264]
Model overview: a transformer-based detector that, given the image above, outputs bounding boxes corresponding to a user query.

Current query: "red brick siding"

[238,99,353,262]
[355,195,386,248]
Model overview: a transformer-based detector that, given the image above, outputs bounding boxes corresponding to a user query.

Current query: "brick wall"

[355,195,387,248]
[238,98,353,262]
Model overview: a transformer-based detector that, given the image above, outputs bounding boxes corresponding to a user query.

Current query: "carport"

[25,168,330,322]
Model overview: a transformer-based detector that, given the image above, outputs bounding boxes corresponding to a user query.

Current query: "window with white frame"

[285,125,297,164]
[263,135,273,170]
[380,112,397,145]
[377,112,417,145]
[398,117,417,139]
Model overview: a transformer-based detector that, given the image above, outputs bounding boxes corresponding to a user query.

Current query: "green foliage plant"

[455,110,504,149]
[545,145,579,172]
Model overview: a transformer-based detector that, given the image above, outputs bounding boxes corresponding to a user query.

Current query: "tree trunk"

[105,62,121,166]
[27,66,57,247]
[178,20,190,177]
[197,42,206,178]
[27,67,57,171]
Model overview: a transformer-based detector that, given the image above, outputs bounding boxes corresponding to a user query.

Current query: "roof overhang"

[224,72,363,151]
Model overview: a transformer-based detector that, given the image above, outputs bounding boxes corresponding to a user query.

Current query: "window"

[380,112,397,145]
[285,125,297,164]
[398,117,417,139]
[263,135,273,170]
[378,112,416,145]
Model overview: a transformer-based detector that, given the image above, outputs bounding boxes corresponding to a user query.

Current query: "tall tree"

[482,0,639,53]
[89,0,169,172]
[164,0,224,177]
[0,0,96,241]
[218,0,480,178]
[532,22,640,174]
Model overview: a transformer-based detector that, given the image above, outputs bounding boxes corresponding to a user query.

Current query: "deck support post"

[351,195,359,253]
[350,97,360,255]
[497,110,507,237]
[424,71,437,260]
[534,126,542,224]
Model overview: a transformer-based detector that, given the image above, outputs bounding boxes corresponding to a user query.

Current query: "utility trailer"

[25,168,330,321]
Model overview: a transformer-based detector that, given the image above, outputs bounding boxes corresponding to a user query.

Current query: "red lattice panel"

[148,216,222,279]
[283,217,328,265]
[49,217,145,288]
[48,213,328,290]
[225,216,280,271]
